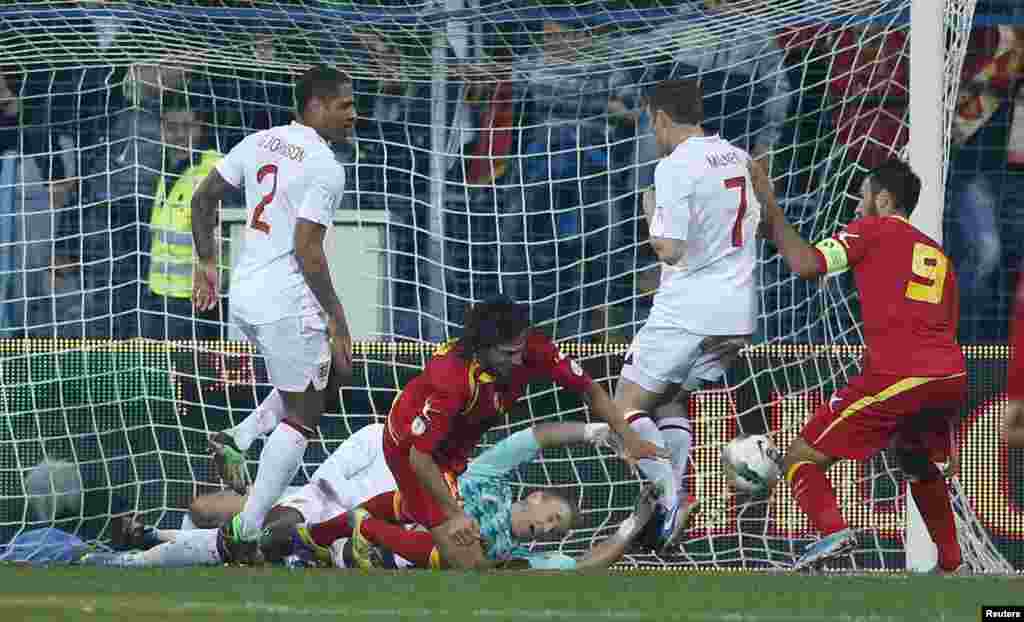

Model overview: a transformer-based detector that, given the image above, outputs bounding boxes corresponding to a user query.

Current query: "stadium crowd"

[0,0,1022,343]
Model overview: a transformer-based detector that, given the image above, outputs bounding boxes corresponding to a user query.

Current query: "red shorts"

[382,438,463,529]
[801,372,967,462]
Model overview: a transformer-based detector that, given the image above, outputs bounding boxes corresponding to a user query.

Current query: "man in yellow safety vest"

[143,103,223,340]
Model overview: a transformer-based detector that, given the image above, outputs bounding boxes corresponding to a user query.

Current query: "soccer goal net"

[0,0,1013,572]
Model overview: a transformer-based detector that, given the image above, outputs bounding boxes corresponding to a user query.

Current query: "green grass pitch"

[0,566,1020,622]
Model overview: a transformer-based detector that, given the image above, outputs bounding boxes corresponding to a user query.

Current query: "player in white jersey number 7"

[615,79,761,553]
[190,65,356,563]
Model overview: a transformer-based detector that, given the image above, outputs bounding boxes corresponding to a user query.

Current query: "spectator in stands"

[944,22,1024,340]
[77,62,191,338]
[669,0,793,167]
[503,19,637,340]
[779,3,909,213]
[141,97,224,341]
[0,67,78,338]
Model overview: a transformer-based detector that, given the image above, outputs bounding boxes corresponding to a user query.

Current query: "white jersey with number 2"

[648,134,760,335]
[216,121,345,324]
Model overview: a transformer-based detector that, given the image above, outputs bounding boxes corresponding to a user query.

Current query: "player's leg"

[222,315,330,558]
[81,528,224,568]
[188,490,247,529]
[784,374,936,569]
[893,446,963,572]
[892,375,968,572]
[232,388,321,541]
[651,392,698,550]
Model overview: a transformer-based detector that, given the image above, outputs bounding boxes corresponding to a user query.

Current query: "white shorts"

[233,313,331,392]
[275,482,346,526]
[620,323,728,394]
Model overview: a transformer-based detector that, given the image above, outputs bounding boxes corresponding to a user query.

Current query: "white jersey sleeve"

[650,157,696,241]
[215,135,251,188]
[647,134,760,335]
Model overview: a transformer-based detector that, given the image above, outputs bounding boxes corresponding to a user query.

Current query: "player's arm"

[294,166,353,376]
[644,179,687,266]
[191,139,245,311]
[465,422,611,482]
[567,485,658,571]
[294,218,348,330]
[748,159,824,280]
[408,446,465,520]
[532,336,668,463]
[190,168,236,264]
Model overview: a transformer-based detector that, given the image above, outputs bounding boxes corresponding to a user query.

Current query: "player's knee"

[189,495,228,529]
[893,448,942,482]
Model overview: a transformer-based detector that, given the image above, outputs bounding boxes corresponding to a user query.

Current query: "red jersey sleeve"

[814,217,878,275]
[410,361,471,455]
[1010,276,1024,401]
[524,332,593,394]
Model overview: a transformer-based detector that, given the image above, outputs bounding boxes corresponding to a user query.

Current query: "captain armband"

[814,238,850,275]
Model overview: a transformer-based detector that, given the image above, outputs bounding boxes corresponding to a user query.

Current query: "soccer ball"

[24,459,83,521]
[721,434,781,496]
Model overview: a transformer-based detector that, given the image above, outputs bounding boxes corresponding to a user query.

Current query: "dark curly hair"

[458,295,530,360]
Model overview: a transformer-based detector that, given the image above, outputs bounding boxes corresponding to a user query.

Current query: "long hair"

[458,295,530,360]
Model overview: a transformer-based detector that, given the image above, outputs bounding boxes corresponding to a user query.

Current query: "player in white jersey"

[189,65,356,562]
[616,79,761,552]
[78,424,416,568]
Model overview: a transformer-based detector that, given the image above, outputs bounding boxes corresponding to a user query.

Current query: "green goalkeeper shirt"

[457,428,576,570]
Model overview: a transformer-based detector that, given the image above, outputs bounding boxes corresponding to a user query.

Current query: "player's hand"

[446,512,482,547]
[1002,400,1024,447]
[192,259,219,312]
[327,314,354,381]
[619,425,671,466]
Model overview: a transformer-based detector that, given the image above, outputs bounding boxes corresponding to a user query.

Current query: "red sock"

[910,477,962,571]
[787,461,847,536]
[309,512,352,547]
[362,517,437,568]
[362,491,401,522]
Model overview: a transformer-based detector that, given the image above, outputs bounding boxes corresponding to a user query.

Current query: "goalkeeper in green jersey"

[269,421,657,571]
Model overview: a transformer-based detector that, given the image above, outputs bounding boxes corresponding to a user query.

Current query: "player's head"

[858,158,921,219]
[460,294,530,379]
[511,490,577,541]
[646,79,703,156]
[295,64,355,143]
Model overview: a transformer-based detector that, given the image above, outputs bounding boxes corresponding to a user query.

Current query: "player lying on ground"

[269,420,657,571]
[353,294,664,570]
[614,79,761,553]
[1003,273,1024,447]
[191,64,356,564]
[754,157,967,572]
[78,423,400,568]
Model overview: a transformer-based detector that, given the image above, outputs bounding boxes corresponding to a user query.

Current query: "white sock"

[629,413,676,510]
[658,416,693,501]
[239,422,307,539]
[230,389,286,452]
[117,529,221,567]
[180,513,196,531]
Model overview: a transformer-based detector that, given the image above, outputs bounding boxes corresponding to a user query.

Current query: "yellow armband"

[814,238,850,275]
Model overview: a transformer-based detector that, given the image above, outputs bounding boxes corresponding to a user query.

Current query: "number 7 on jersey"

[724,176,748,247]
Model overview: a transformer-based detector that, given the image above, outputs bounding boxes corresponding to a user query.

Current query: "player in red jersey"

[1003,274,1024,447]
[753,158,967,572]
[305,295,665,569]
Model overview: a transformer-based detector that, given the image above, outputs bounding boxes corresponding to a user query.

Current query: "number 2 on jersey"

[905,242,949,304]
[250,163,278,234]
[724,176,748,247]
